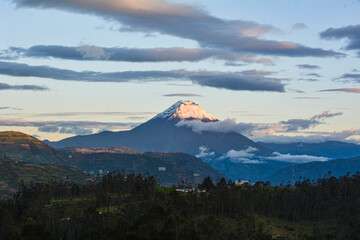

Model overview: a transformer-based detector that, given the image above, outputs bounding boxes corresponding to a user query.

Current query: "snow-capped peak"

[153,100,218,122]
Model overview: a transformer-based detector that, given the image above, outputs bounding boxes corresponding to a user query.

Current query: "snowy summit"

[154,101,218,122]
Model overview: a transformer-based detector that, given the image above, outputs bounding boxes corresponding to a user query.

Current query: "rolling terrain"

[0,158,87,194]
[0,131,61,163]
[0,131,226,190]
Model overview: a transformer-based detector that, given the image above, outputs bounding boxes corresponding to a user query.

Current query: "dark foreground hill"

[268,156,360,185]
[0,158,87,194]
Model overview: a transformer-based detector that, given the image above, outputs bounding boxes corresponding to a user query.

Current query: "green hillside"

[0,131,226,187]
[0,131,61,163]
[0,158,87,194]
[61,151,225,186]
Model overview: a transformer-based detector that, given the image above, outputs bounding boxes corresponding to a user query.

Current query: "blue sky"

[1,0,360,143]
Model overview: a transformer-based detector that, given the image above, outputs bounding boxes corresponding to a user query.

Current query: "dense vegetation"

[0,172,359,240]
[0,158,87,194]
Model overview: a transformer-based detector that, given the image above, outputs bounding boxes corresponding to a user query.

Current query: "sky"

[1,0,360,143]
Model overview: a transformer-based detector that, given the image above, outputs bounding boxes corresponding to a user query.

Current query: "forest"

[0,172,359,240]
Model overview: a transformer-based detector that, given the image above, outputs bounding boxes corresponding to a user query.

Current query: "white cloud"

[195,146,214,159]
[76,45,112,59]
[263,152,328,163]
[253,128,360,143]
[176,119,256,135]
[218,147,263,164]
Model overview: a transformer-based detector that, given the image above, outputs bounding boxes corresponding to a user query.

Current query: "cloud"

[306,73,322,78]
[195,146,215,159]
[37,125,93,135]
[320,25,360,54]
[286,88,305,94]
[76,45,112,59]
[0,82,48,91]
[38,125,59,133]
[27,111,157,117]
[0,106,22,111]
[255,58,275,65]
[0,61,286,92]
[176,118,257,136]
[291,23,308,31]
[280,111,342,131]
[298,78,319,82]
[177,110,343,138]
[253,128,360,143]
[12,0,342,58]
[225,62,246,67]
[0,119,139,133]
[190,73,285,92]
[59,127,93,135]
[1,45,265,63]
[296,64,320,69]
[241,70,273,76]
[292,97,323,99]
[312,111,342,119]
[334,73,360,83]
[263,152,328,163]
[196,146,263,164]
[218,147,262,164]
[319,88,360,93]
[163,93,203,97]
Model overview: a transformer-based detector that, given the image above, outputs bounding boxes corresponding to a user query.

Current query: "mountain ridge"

[267,156,360,185]
[47,101,272,156]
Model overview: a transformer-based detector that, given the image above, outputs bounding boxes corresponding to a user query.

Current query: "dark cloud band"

[12,0,342,58]
[319,88,360,93]
[0,61,285,92]
[0,82,48,91]
[320,25,360,55]
[163,93,203,97]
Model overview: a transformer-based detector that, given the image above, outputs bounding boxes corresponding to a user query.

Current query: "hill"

[0,158,87,194]
[0,131,61,163]
[61,151,226,186]
[60,146,141,154]
[0,131,225,186]
[267,157,360,185]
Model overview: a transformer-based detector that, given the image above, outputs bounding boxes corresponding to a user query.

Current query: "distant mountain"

[207,158,293,182]
[0,131,61,163]
[0,158,87,194]
[259,141,360,159]
[61,151,226,186]
[267,157,360,185]
[48,101,271,155]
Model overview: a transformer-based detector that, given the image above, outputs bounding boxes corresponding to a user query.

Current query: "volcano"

[47,101,270,155]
